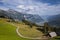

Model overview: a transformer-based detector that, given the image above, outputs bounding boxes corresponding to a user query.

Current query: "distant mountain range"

[0,9,44,24]
[47,14,60,28]
[40,14,60,28]
[0,9,60,27]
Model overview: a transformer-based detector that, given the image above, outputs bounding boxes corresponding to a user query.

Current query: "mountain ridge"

[0,9,44,25]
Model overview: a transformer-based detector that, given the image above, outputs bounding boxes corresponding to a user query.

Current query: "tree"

[44,22,49,34]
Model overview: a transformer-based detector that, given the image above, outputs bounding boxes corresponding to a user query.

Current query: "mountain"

[24,14,44,23]
[41,15,51,22]
[0,9,44,24]
[7,9,24,20]
[0,9,8,18]
[47,14,60,28]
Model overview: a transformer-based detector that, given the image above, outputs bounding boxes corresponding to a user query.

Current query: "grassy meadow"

[0,19,31,40]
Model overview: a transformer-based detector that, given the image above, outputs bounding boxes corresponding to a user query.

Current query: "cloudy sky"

[0,0,60,15]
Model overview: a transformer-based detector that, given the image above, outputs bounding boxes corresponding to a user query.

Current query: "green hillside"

[1,18,60,40]
[0,19,30,40]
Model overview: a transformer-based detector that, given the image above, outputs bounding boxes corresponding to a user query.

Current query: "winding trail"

[10,23,48,40]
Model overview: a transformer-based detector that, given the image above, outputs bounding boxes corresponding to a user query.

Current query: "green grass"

[0,18,48,40]
[0,20,31,40]
[14,22,44,38]
[50,36,60,40]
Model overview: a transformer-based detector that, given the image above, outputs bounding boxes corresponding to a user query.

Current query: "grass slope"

[18,24,44,38]
[13,21,44,38]
[0,19,30,40]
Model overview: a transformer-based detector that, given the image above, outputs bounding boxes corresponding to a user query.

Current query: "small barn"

[43,22,60,36]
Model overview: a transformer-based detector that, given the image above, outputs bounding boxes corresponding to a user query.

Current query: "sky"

[0,0,60,16]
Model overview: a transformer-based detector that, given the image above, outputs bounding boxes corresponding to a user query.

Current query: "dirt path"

[10,23,48,40]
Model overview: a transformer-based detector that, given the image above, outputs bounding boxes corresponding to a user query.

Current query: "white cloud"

[16,0,60,15]
[27,6,34,10]
[17,5,34,11]
[0,0,60,15]
[17,5,25,9]
[0,6,8,10]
